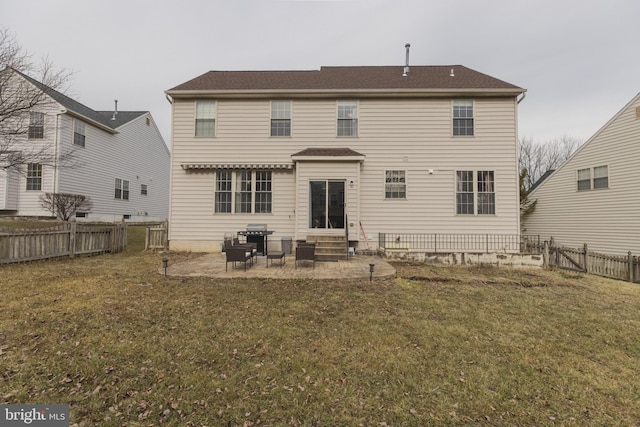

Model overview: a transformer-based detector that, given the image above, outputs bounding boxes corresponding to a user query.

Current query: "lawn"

[1,226,639,426]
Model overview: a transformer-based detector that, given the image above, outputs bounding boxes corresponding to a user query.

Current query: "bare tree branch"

[1,27,75,173]
[40,193,93,221]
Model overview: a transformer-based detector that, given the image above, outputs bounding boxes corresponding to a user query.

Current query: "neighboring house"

[523,93,640,256]
[0,69,170,221]
[165,65,525,252]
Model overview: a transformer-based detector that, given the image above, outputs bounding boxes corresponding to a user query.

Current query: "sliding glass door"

[309,180,345,229]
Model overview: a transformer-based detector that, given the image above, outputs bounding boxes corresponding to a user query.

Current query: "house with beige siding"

[0,69,170,221]
[165,65,525,254]
[523,93,640,256]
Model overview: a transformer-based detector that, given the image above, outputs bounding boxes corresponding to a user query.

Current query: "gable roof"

[167,66,524,97]
[9,68,147,132]
[529,92,640,196]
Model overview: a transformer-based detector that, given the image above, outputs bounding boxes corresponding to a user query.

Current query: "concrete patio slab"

[163,252,396,280]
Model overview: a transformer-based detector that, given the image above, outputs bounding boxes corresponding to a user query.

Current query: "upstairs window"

[29,112,45,139]
[26,163,42,191]
[337,101,358,137]
[141,184,148,196]
[453,100,474,136]
[271,101,291,136]
[578,166,609,191]
[74,120,86,147]
[385,170,406,199]
[593,165,608,189]
[195,101,216,137]
[577,168,591,191]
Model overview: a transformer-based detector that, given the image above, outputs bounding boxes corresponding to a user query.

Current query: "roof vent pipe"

[403,43,411,76]
[112,99,118,120]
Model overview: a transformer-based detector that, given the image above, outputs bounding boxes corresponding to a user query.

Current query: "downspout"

[53,109,67,194]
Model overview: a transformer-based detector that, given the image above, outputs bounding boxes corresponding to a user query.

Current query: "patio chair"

[225,246,253,271]
[233,237,258,261]
[295,243,315,269]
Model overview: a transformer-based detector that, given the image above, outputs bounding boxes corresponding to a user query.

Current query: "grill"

[237,224,274,255]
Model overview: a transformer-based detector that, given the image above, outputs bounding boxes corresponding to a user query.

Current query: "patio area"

[162,252,396,280]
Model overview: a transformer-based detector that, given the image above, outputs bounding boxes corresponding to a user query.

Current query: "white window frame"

[577,168,591,191]
[26,163,42,191]
[452,100,474,136]
[195,100,216,137]
[270,101,291,137]
[455,170,495,215]
[29,112,45,139]
[215,170,273,214]
[577,166,609,191]
[337,101,358,137]
[593,165,608,189]
[384,170,406,199]
[115,178,130,200]
[73,119,86,147]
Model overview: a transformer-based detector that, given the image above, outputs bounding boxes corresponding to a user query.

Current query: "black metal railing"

[378,233,541,254]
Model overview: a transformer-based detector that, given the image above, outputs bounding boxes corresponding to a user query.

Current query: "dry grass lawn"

[1,225,639,425]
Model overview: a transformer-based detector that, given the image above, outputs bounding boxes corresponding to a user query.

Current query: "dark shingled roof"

[11,68,146,130]
[169,66,523,93]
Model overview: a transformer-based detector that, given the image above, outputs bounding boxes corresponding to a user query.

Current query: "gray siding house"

[0,69,170,221]
[165,65,525,252]
[523,93,640,255]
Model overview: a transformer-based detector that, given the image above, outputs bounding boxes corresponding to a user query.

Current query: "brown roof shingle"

[168,66,523,93]
[291,148,365,157]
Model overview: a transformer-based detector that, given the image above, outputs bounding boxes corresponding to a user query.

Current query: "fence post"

[543,241,549,268]
[69,220,76,259]
[583,243,588,273]
[628,251,633,282]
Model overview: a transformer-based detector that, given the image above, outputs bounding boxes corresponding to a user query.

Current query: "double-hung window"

[456,170,495,215]
[577,168,591,191]
[235,171,252,213]
[456,171,474,214]
[593,166,608,189]
[385,170,406,199]
[26,163,42,191]
[477,171,495,214]
[577,166,608,191]
[453,100,474,136]
[215,170,272,214]
[195,101,216,137]
[337,101,358,137]
[141,184,148,196]
[215,171,233,213]
[29,112,45,139]
[271,101,291,136]
[255,171,272,213]
[74,120,86,147]
[115,178,130,200]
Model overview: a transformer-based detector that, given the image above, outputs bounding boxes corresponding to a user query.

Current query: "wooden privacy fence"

[145,221,168,250]
[544,240,640,283]
[0,222,127,265]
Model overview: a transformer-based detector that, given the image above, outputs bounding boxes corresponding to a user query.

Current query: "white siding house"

[166,66,525,252]
[0,69,170,221]
[523,93,640,255]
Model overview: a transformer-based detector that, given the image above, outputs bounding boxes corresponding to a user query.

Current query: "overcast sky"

[2,0,639,146]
